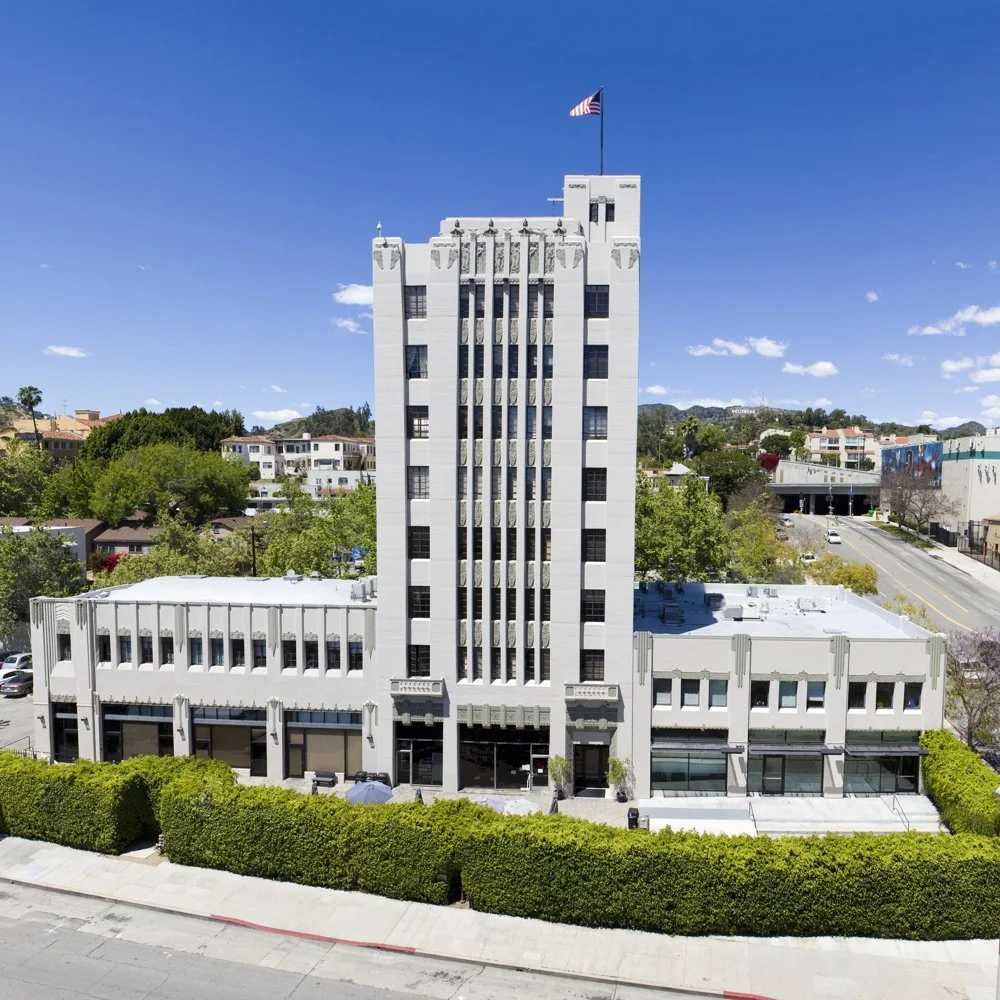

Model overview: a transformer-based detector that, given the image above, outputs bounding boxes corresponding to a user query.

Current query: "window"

[582,529,606,562]
[458,407,469,439]
[542,345,553,379]
[525,588,536,619]
[681,679,700,707]
[458,466,468,496]
[750,680,769,708]
[211,638,225,667]
[492,343,503,378]
[848,681,866,710]
[524,648,535,682]
[540,588,551,620]
[506,588,516,617]
[474,284,485,318]
[490,588,501,620]
[459,285,471,319]
[492,286,504,318]
[540,648,551,681]
[581,589,605,622]
[875,682,894,710]
[527,282,539,317]
[507,527,517,555]
[458,343,469,377]
[542,285,554,318]
[491,527,501,556]
[407,645,430,678]
[473,405,483,439]
[584,285,610,319]
[654,678,672,706]
[137,635,152,664]
[508,407,519,440]
[526,408,537,439]
[408,525,430,559]
[806,681,826,709]
[584,345,608,379]
[304,640,319,670]
[282,640,297,669]
[541,467,552,500]
[473,466,483,499]
[404,285,426,319]
[490,648,501,682]
[321,638,339,671]
[160,637,175,664]
[407,405,429,439]
[542,406,552,440]
[583,406,608,439]
[457,647,468,680]
[589,200,599,222]
[708,679,728,708]
[605,201,615,221]
[581,650,605,682]
[457,528,467,560]
[253,639,267,669]
[526,529,536,561]
[779,681,797,709]
[456,587,467,617]
[473,647,483,680]
[97,634,111,663]
[507,466,517,499]
[406,344,428,379]
[509,283,519,317]
[583,467,608,500]
[903,682,922,710]
[349,640,363,671]
[57,633,72,661]
[492,405,503,439]
[474,344,485,378]
[187,637,201,666]
[473,530,483,560]
[507,343,519,377]
[540,528,552,560]
[505,647,516,681]
[407,466,429,499]
[408,586,431,618]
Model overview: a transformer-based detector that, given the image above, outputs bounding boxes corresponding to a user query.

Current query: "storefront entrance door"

[573,745,609,794]
[761,755,784,795]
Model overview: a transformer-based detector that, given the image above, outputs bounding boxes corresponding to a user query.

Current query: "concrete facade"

[940,427,1000,527]
[371,174,640,793]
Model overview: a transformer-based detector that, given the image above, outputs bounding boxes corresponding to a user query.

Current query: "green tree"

[946,629,1000,746]
[881,593,941,633]
[328,482,377,575]
[690,450,770,508]
[0,527,84,641]
[729,495,803,583]
[759,433,792,458]
[694,422,727,454]
[89,443,251,526]
[808,553,877,594]
[35,457,102,519]
[0,437,53,515]
[16,386,42,450]
[635,471,730,581]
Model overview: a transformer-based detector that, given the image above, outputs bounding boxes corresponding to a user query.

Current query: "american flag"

[569,90,601,117]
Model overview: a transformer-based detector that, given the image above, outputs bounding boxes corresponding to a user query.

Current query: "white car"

[0,652,32,681]
[782,517,794,528]
[826,529,842,544]
[800,552,817,564]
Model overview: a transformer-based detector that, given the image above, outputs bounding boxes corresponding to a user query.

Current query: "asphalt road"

[794,515,1000,634]
[0,690,34,753]
[0,882,679,1000]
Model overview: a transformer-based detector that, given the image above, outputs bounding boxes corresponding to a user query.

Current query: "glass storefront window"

[458,725,548,789]
[845,755,919,794]
[651,752,727,793]
[194,724,267,776]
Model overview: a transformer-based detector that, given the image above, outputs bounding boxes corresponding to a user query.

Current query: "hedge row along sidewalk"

[920,729,1000,835]
[3,730,1000,941]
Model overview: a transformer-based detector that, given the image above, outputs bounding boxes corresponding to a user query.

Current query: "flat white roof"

[80,575,377,608]
[634,583,932,640]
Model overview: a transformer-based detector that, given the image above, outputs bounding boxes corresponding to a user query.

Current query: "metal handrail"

[748,798,757,833]
[0,735,34,758]
[891,794,911,832]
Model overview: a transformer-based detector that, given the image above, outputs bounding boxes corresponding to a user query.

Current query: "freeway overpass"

[768,460,880,515]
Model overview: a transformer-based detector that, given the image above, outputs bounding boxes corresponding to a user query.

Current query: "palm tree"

[17,386,42,451]
[678,415,700,460]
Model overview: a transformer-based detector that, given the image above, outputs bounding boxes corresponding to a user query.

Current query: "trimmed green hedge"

[0,753,146,854]
[920,729,1000,835]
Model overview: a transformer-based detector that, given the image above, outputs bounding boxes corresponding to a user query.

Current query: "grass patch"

[871,521,935,549]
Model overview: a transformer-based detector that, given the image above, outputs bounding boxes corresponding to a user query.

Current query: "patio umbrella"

[345,780,393,805]
[471,795,505,812]
[503,798,541,816]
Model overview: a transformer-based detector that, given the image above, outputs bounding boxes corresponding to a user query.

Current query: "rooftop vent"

[764,586,779,598]
[659,602,684,623]
[797,597,827,613]
[746,585,759,598]
[740,600,762,620]
[704,593,725,609]
[284,570,303,582]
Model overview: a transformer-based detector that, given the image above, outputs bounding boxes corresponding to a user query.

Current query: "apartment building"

[371,174,640,791]
[939,428,1000,528]
[632,583,943,797]
[29,575,378,774]
[803,427,879,470]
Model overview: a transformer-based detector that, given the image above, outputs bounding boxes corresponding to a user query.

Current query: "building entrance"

[573,744,609,795]
[458,724,548,789]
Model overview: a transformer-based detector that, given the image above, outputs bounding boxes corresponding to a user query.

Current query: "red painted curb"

[209,913,417,954]
[724,992,778,1000]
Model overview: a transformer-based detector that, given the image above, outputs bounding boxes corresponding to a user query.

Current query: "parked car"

[0,671,33,698]
[800,552,817,564]
[781,516,794,527]
[0,652,31,681]
[826,529,842,544]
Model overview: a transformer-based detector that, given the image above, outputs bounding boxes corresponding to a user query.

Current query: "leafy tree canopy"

[728,495,803,584]
[808,553,877,595]
[0,437,53,516]
[268,404,374,440]
[690,450,770,508]
[759,433,792,458]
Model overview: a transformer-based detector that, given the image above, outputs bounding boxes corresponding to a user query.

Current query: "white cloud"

[782,360,839,377]
[881,353,914,367]
[332,283,373,306]
[773,398,800,406]
[956,385,980,394]
[665,396,748,409]
[920,410,972,429]
[213,400,223,407]
[910,304,1000,337]
[955,261,971,269]
[270,384,287,393]
[941,356,975,378]
[39,263,50,269]
[982,407,1000,421]
[859,387,876,397]
[299,402,315,409]
[643,385,668,396]
[359,310,373,319]
[332,317,364,334]
[990,261,998,272]
[686,337,786,358]
[970,368,1000,384]
[43,345,89,358]
[807,397,834,407]
[136,264,149,272]
[866,290,879,303]
[252,409,302,422]
[981,394,1000,407]
[144,398,161,406]
[748,337,788,358]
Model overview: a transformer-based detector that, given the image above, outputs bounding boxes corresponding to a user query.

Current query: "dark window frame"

[404,285,427,319]
[584,285,610,319]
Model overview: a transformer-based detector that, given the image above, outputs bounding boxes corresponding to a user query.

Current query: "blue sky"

[4,1,1000,429]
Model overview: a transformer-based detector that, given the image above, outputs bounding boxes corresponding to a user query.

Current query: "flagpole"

[600,86,605,175]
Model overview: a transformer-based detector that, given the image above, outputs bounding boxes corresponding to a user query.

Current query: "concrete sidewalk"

[0,836,995,999]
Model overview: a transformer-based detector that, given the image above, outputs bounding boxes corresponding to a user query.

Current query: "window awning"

[652,742,745,754]
[844,744,927,757]
[750,743,843,756]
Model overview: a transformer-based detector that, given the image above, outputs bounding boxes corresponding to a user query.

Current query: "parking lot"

[0,689,35,752]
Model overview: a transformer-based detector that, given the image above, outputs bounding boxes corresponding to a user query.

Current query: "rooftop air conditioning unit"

[764,586,779,598]
[740,600,761,620]
[797,597,828,612]
[659,602,683,623]
[705,593,725,609]
[746,585,759,598]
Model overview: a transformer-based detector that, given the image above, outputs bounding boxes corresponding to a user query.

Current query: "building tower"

[372,175,640,793]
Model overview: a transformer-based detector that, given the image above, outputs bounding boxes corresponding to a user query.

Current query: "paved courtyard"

[0,691,35,754]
